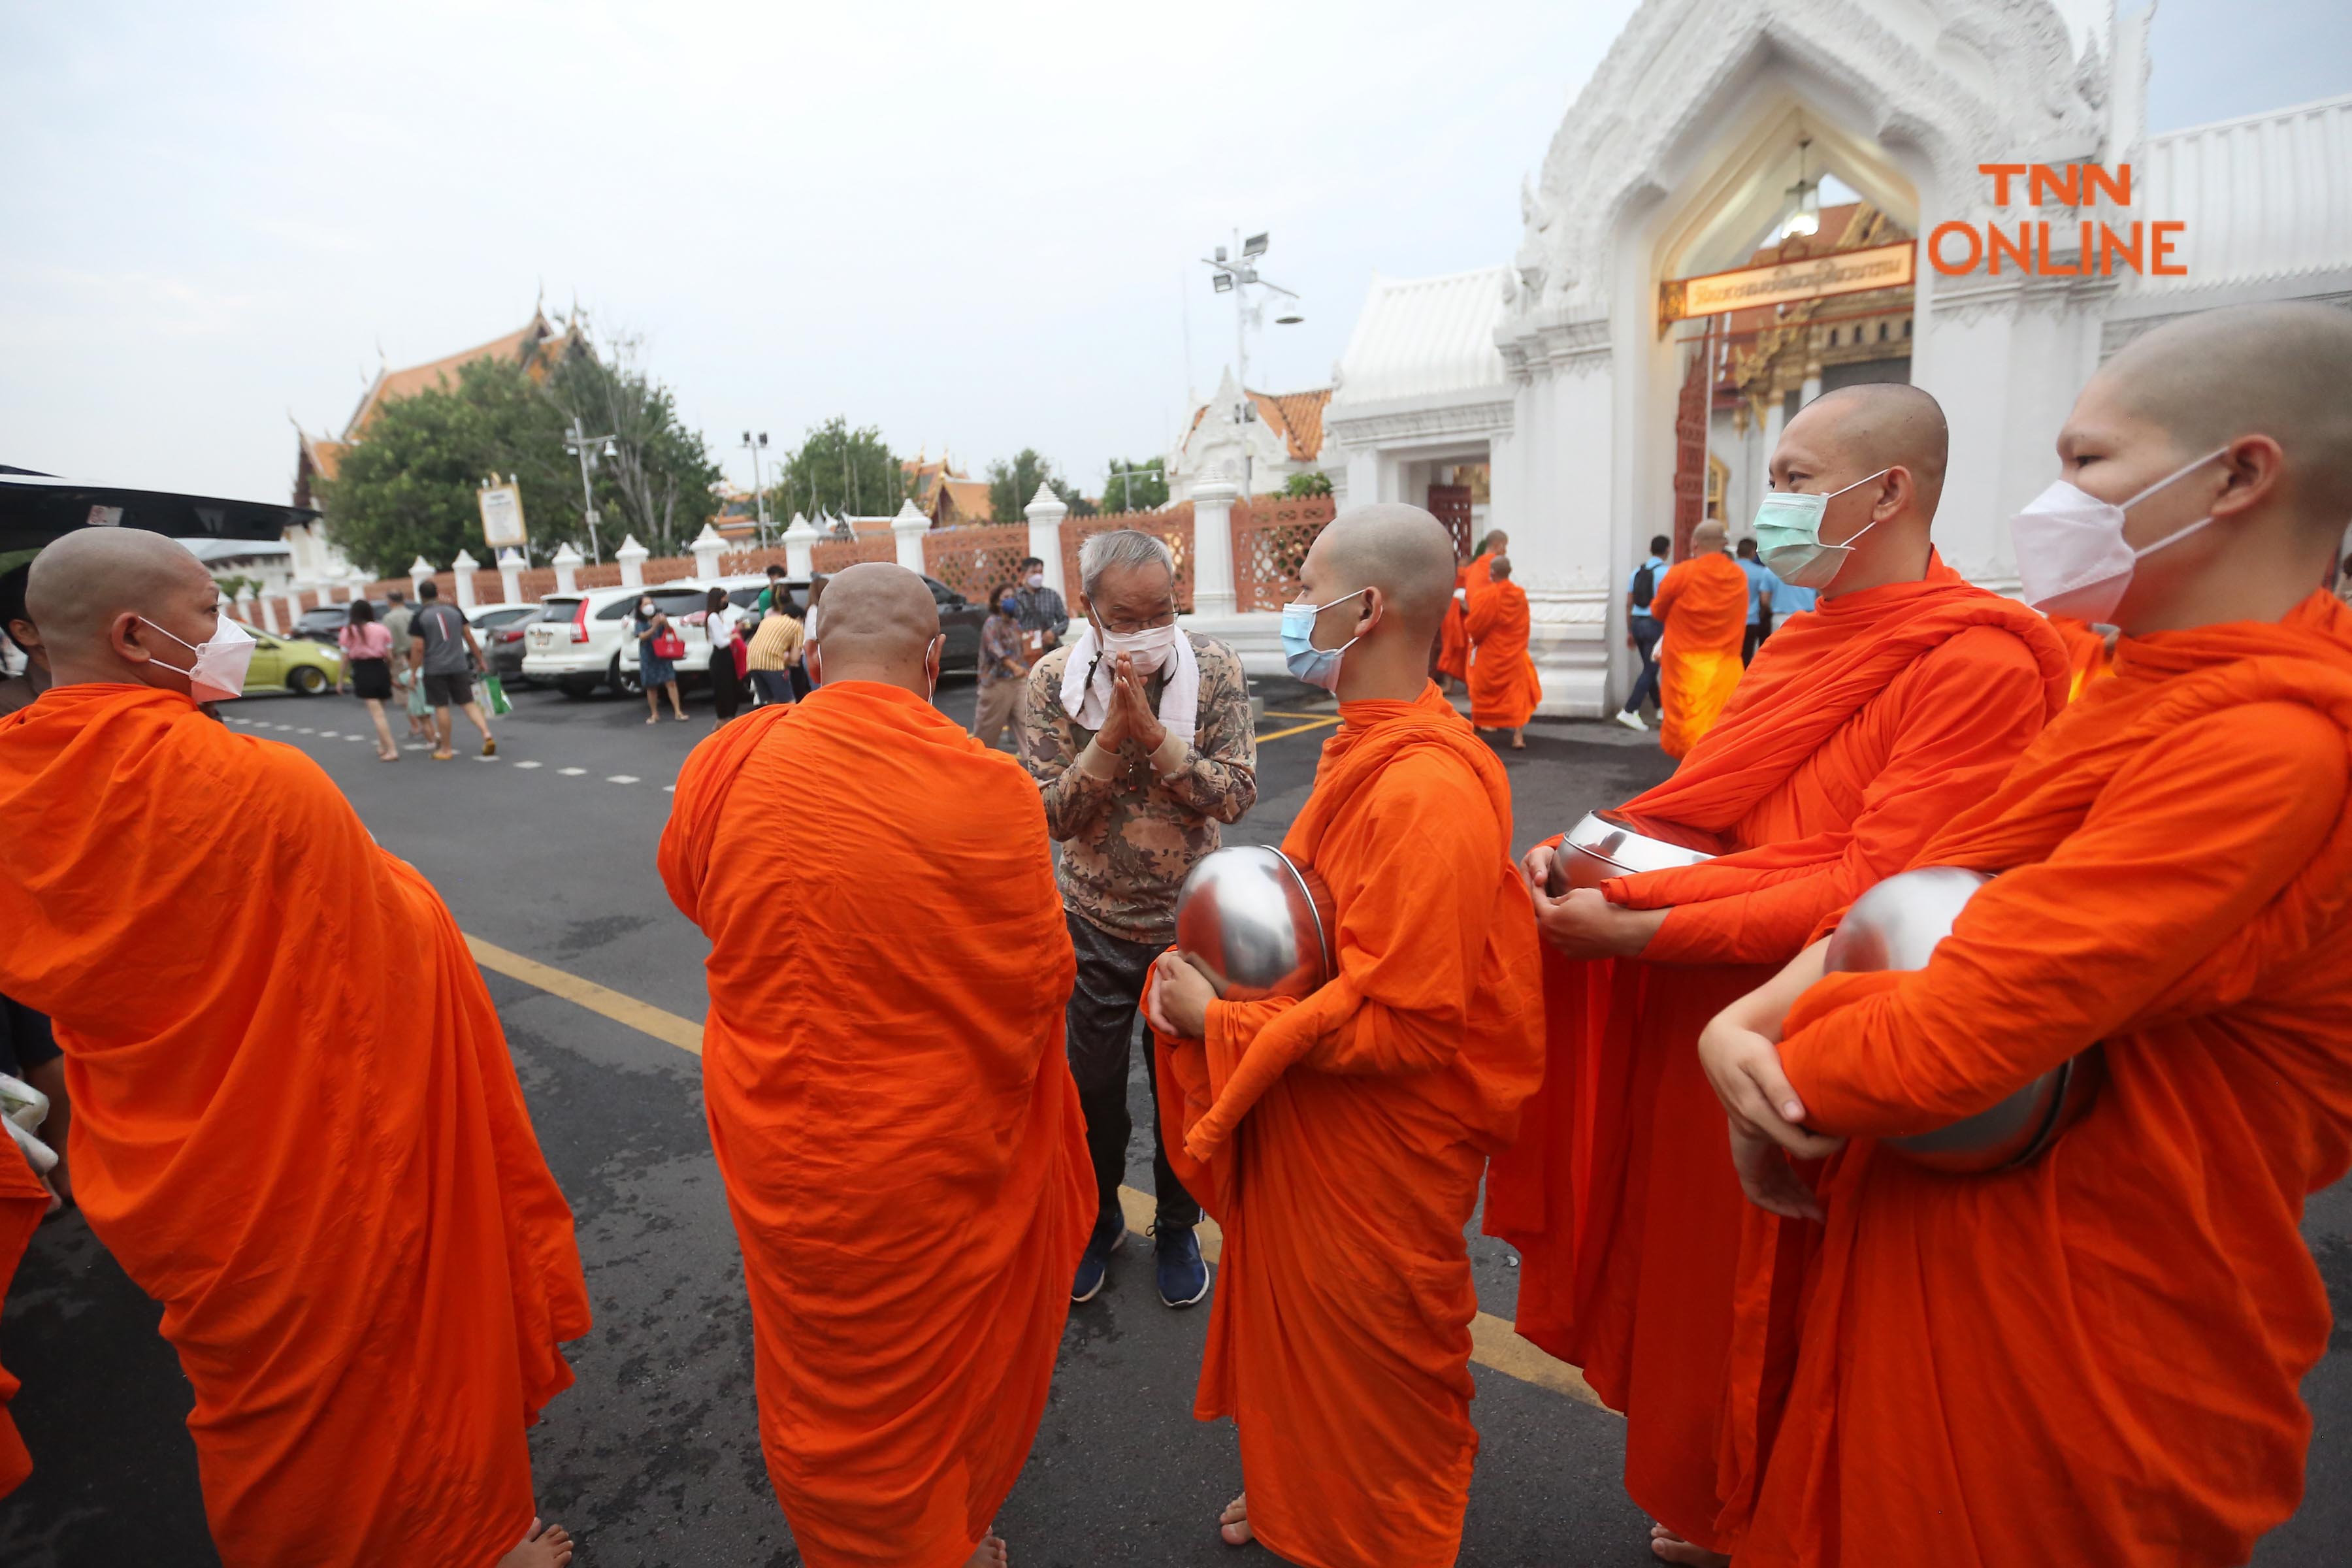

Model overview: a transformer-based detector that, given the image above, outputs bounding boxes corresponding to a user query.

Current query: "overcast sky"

[3,0,2344,509]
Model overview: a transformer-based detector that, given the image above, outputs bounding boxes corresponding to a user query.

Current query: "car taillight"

[500,629,524,643]
[569,600,590,644]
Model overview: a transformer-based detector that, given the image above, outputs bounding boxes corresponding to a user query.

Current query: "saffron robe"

[1486,559,2068,1552]
[0,684,588,1568]
[0,1136,46,1497]
[659,682,1090,1568]
[1725,591,2352,1567]
[1436,551,1494,680]
[1650,553,1751,758]
[1155,683,1544,1568]
[2050,613,2116,702]
[1467,578,1543,729]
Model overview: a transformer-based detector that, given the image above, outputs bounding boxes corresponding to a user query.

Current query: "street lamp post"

[1200,229,1305,498]
[740,431,772,546]
[563,416,618,564]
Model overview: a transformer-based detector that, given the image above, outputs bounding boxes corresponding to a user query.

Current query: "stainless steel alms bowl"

[1825,866,2095,1173]
[1548,809,1721,896]
[1174,846,1335,1002]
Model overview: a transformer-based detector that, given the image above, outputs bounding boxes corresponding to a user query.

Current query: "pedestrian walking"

[630,595,688,723]
[972,581,1027,749]
[1616,532,1670,730]
[790,574,827,699]
[1734,536,1784,664]
[1011,555,1068,655]
[745,603,804,706]
[690,586,747,728]
[1015,529,1256,1310]
[408,581,495,760]
[380,589,431,743]
[336,600,400,762]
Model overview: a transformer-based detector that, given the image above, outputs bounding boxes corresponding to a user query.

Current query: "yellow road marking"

[469,934,1602,1409]
[1254,716,1343,743]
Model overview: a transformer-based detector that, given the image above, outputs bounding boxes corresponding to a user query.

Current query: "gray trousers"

[1064,910,1201,1232]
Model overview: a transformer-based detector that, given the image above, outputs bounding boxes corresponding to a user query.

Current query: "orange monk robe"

[1436,551,1494,680]
[2048,613,2116,702]
[1724,591,2352,1568]
[0,685,588,1567]
[659,683,1091,1568]
[1649,552,1751,758]
[1486,556,2068,1554]
[1154,683,1544,1568]
[0,1137,47,1498]
[1466,578,1543,728]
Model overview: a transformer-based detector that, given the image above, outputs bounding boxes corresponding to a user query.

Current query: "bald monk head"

[1478,529,1510,558]
[804,561,943,697]
[25,529,227,698]
[2056,301,2352,634]
[1765,382,1947,596]
[1691,519,1729,556]
[1490,554,1514,581]
[1294,502,1457,702]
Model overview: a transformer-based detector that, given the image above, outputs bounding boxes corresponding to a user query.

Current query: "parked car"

[228,623,344,696]
[521,583,727,698]
[713,572,987,672]
[472,603,551,683]
[290,599,392,644]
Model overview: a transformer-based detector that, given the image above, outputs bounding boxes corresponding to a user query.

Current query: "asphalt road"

[3,668,2347,1567]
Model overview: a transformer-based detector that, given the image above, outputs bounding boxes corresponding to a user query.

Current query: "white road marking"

[345,735,364,742]
[662,785,675,792]
[606,774,640,784]
[558,766,587,776]
[512,760,543,770]
[318,730,339,738]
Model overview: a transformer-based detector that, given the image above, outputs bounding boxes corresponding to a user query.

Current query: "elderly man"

[1017,529,1256,1308]
[1011,554,1069,655]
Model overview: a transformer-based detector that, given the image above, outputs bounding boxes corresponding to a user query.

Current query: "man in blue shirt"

[1616,533,1671,730]
[1734,536,1785,664]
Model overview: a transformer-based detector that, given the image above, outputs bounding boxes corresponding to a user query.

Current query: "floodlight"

[1243,233,1268,259]
[1213,273,1234,293]
[1215,245,1228,263]
[1274,299,1305,325]
[602,439,619,457]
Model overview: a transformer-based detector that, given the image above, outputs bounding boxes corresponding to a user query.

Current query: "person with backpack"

[1617,532,1671,730]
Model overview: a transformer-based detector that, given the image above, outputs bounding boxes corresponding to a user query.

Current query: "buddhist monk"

[1486,383,2068,1565]
[1467,553,1543,748]
[658,561,1090,1568]
[1145,502,1544,1567]
[1648,520,1749,757]
[0,529,588,1568]
[0,1137,44,1500]
[1700,301,2352,1567]
[1437,527,1505,692]
[2048,613,2118,701]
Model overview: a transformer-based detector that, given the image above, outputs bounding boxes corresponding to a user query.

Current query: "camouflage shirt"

[1018,633,1258,946]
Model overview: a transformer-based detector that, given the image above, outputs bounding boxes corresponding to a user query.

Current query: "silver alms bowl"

[1548,809,1720,896]
[1826,866,2093,1173]
[1174,846,1334,1002]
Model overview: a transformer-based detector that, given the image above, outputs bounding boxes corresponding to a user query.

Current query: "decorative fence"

[1231,494,1335,612]
[921,521,1032,605]
[1062,502,1196,614]
[809,535,896,574]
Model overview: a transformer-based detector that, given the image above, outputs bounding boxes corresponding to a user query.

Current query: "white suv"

[523,582,725,698]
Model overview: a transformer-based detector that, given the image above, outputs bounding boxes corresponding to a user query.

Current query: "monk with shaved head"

[1648,517,1748,757]
[1701,301,2352,1567]
[660,561,1090,1568]
[1489,380,2068,1563]
[0,529,589,1567]
[1147,504,1544,1566]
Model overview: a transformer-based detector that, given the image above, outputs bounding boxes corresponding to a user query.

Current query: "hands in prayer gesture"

[1091,653,1166,755]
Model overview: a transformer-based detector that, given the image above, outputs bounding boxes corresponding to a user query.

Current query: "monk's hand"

[1727,1120,1825,1224]
[1520,841,1558,893]
[1697,1005,1843,1164]
[1149,951,1215,1039]
[1528,885,1662,959]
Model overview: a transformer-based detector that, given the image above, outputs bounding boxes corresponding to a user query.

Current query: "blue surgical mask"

[1752,468,1891,589]
[1279,589,1367,691]
[998,597,1019,615]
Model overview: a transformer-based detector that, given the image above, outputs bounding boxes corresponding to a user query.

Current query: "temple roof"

[339,311,574,441]
[1330,266,1511,410]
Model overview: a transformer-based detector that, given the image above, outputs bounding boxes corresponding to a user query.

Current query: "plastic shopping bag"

[482,673,514,717]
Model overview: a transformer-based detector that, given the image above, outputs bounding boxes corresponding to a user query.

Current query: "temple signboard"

[1658,240,1915,330]
[478,482,527,549]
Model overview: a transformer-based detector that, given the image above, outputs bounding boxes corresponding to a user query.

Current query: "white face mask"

[1026,572,1046,589]
[139,613,255,703]
[1097,621,1178,675]
[2010,447,2229,621]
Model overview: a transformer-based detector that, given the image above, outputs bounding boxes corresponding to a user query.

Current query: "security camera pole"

[1200,229,1303,497]
[564,415,618,564]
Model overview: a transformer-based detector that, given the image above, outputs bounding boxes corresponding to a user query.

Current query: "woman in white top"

[688,585,747,728]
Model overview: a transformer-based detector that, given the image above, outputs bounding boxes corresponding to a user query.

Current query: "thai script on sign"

[1929,165,2185,278]
[1659,241,1916,326]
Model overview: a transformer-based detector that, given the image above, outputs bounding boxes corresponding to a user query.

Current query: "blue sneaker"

[1154,1222,1209,1308]
[1071,1210,1126,1303]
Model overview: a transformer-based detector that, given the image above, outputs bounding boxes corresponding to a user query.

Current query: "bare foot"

[1218,1492,1252,1547]
[497,1516,574,1568]
[962,1530,1008,1567]
[1650,1521,1729,1565]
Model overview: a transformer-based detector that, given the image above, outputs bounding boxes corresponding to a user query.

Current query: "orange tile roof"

[342,312,570,440]
[1187,387,1332,465]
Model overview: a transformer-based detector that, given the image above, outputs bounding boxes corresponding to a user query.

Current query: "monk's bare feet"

[962,1529,1008,1567]
[1649,1521,1729,1565]
[498,1516,574,1568]
[1218,1492,1252,1547]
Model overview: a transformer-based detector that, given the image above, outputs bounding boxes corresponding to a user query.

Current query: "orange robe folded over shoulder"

[660,681,1090,1568]
[1437,551,1494,681]
[2048,613,2116,702]
[0,685,589,1567]
[1733,591,2352,1567]
[1467,578,1543,729]
[1485,556,2067,1554]
[1650,551,1751,757]
[1154,682,1544,1568]
[0,1137,47,1499]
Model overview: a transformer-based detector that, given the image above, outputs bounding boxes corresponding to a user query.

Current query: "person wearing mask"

[337,599,401,761]
[408,581,495,760]
[1617,534,1671,731]
[1016,530,1256,1311]
[973,581,1028,750]
[1733,536,1785,664]
[1011,555,1069,655]
[745,600,805,707]
[380,589,429,745]
[689,585,747,728]
[630,595,688,724]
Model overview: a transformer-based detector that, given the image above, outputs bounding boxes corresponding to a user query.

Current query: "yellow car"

[231,623,344,696]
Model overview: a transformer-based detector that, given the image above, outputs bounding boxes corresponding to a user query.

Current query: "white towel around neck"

[1058,623,1200,744]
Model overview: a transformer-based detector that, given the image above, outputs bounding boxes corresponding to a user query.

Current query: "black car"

[725,574,987,671]
[290,598,393,644]
[472,603,553,682]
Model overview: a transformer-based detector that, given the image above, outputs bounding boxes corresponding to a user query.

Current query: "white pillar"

[259,595,282,634]
[690,521,727,581]
[550,542,583,596]
[615,534,648,590]
[890,500,929,574]
[1188,466,1240,619]
[497,549,525,604]
[450,549,480,612]
[1757,397,1787,522]
[344,569,370,606]
[1024,483,1070,598]
[782,512,821,578]
[408,556,434,600]
[234,587,258,629]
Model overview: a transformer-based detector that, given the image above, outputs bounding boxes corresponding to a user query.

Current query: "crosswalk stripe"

[606,774,640,784]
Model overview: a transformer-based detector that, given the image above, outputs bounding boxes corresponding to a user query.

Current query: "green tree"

[1102,457,1169,514]
[546,338,722,557]
[987,448,1088,523]
[772,416,907,521]
[1281,470,1333,498]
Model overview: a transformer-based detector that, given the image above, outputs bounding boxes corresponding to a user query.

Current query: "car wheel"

[287,665,328,695]
[558,676,598,699]
[612,655,642,697]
